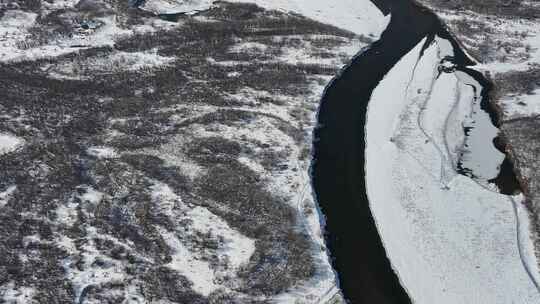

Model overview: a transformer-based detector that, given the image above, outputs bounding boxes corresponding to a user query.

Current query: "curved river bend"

[311,0,512,303]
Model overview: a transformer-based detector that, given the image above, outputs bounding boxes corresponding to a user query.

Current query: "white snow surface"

[0,281,36,304]
[86,146,118,159]
[0,133,24,155]
[500,89,540,120]
[159,228,220,296]
[366,38,540,303]
[0,186,16,208]
[141,0,214,15]
[0,13,138,63]
[227,0,390,37]
[514,195,540,290]
[46,49,175,79]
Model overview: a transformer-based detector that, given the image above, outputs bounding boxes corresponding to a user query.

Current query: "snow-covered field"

[4,0,539,303]
[227,0,390,37]
[140,0,214,15]
[366,36,540,302]
[0,1,389,303]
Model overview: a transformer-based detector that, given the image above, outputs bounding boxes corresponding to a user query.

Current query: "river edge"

[311,1,435,302]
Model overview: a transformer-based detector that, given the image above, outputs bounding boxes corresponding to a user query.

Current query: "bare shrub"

[426,0,540,17]
[187,136,245,163]
[238,231,315,296]
[141,267,207,303]
[493,65,540,98]
[19,0,41,11]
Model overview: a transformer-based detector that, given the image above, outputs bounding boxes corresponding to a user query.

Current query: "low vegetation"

[493,65,540,98]
[427,0,540,18]
[0,1,357,302]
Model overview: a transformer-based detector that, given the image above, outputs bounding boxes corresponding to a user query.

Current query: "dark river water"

[311,0,519,303]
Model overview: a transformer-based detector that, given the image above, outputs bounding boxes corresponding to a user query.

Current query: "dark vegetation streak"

[312,0,522,302]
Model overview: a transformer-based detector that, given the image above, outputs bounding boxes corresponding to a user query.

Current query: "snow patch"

[47,50,174,79]
[159,228,220,296]
[0,186,16,208]
[514,195,540,289]
[55,200,78,227]
[80,187,104,205]
[41,0,80,10]
[500,89,540,120]
[87,146,118,159]
[140,0,214,15]
[1,15,131,62]
[0,134,24,155]
[227,0,390,37]
[60,227,127,304]
[151,182,255,295]
[0,281,35,304]
[229,42,268,53]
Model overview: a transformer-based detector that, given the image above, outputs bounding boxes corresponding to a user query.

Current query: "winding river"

[311,0,518,302]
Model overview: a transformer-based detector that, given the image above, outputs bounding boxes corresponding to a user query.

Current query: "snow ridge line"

[441,73,464,174]
[415,38,453,187]
[391,37,446,185]
[510,196,540,294]
[442,80,476,175]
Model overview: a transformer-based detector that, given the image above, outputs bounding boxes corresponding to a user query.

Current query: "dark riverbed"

[311,0,518,303]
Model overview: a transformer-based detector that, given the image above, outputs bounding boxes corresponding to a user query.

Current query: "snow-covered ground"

[140,0,214,15]
[428,5,540,122]
[0,4,175,63]
[7,1,538,303]
[0,134,24,155]
[366,37,540,302]
[474,17,540,123]
[227,0,390,37]
[45,49,175,80]
[500,88,540,119]
[0,1,391,303]
[0,186,16,209]
[0,13,132,62]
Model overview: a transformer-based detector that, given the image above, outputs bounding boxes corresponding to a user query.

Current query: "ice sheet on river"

[365,38,540,303]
